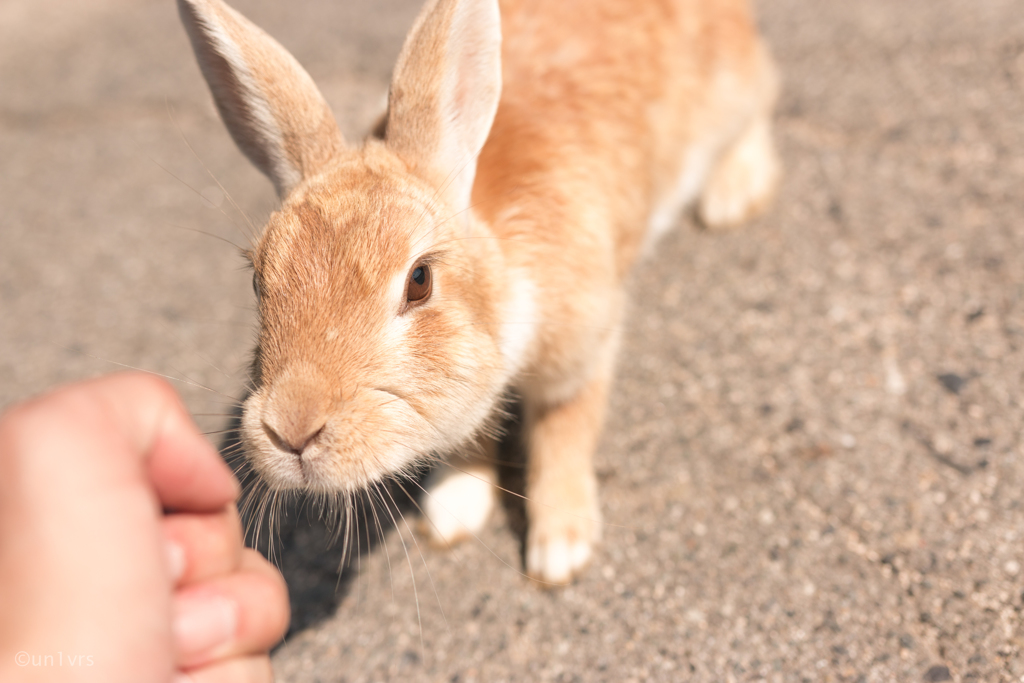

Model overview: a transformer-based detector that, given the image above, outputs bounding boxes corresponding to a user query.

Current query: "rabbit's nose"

[256,361,332,459]
[262,418,326,458]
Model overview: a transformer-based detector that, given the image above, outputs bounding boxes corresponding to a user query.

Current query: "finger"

[2,371,238,512]
[122,374,239,511]
[173,549,290,668]
[163,506,244,586]
[175,655,274,683]
[0,372,240,675]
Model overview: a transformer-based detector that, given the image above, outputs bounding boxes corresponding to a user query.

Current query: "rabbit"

[178,0,779,585]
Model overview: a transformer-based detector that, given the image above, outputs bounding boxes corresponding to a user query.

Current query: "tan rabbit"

[178,0,779,584]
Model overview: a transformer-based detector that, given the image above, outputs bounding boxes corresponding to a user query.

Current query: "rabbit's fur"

[179,0,779,584]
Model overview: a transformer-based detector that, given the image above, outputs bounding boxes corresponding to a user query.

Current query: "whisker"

[443,459,634,532]
[407,476,565,587]
[380,478,449,637]
[366,482,397,608]
[80,354,242,404]
[164,221,247,253]
[373,479,426,653]
[163,100,260,245]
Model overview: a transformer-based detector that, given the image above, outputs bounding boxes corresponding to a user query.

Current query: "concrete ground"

[2,0,1023,680]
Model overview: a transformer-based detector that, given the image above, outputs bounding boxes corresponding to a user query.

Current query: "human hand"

[0,373,289,682]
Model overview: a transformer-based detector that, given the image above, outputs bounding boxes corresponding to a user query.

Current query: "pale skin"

[0,373,289,683]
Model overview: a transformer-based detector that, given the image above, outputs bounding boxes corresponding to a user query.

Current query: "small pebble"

[923,664,952,682]
[937,373,967,395]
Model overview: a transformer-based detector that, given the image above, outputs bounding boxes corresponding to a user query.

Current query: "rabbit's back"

[470,0,776,402]
[475,0,775,266]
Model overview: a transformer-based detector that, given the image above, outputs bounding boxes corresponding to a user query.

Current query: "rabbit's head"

[179,0,513,493]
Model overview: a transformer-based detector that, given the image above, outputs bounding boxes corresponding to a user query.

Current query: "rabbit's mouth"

[239,376,439,495]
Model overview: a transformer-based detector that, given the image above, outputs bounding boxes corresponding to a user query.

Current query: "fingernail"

[173,593,237,660]
[166,539,186,583]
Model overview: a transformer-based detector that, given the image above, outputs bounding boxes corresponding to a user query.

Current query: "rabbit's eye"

[405,262,432,307]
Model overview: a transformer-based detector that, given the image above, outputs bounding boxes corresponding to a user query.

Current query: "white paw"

[419,465,496,547]
[526,534,593,585]
[525,502,601,585]
[699,117,780,229]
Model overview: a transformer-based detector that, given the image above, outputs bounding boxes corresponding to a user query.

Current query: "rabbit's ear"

[385,0,501,213]
[178,0,344,198]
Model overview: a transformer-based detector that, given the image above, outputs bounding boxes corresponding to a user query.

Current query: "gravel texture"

[2,0,1023,681]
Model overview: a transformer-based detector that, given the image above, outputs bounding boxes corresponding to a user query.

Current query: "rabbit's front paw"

[420,463,496,547]
[526,502,601,585]
[699,116,779,229]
